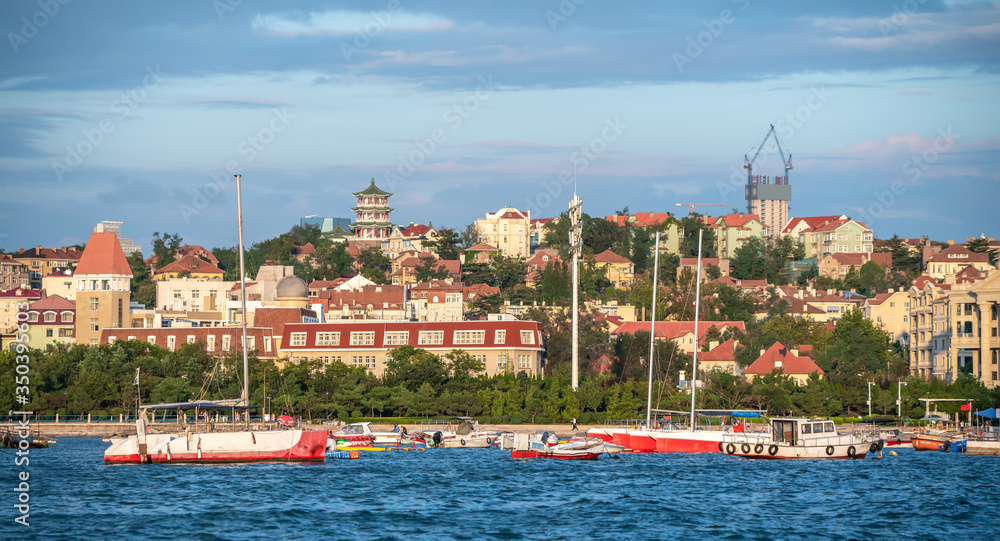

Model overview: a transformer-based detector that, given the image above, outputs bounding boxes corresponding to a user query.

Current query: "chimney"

[889,288,895,293]
[36,245,43,251]
[759,348,765,357]
[18,248,24,254]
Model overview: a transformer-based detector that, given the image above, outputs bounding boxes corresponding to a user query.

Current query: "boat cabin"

[770,418,838,446]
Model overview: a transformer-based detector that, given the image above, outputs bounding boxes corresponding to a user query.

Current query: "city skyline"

[1,0,998,251]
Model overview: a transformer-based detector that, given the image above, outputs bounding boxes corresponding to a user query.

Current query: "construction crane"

[674,203,728,215]
[743,124,793,205]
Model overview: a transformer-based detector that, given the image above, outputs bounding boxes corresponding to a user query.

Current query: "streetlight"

[897,381,907,420]
[867,381,876,420]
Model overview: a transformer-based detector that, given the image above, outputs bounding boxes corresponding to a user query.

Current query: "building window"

[148,336,156,345]
[350,331,375,346]
[890,316,895,324]
[520,330,535,345]
[419,331,444,345]
[290,332,307,347]
[454,330,485,345]
[518,354,530,369]
[90,298,99,311]
[495,330,506,344]
[63,312,73,323]
[384,332,408,346]
[207,335,216,351]
[264,337,272,352]
[497,352,508,370]
[90,318,99,332]
[43,311,56,322]
[222,335,231,351]
[46,328,53,337]
[187,335,196,344]
[316,332,341,346]
[108,336,116,344]
[247,336,255,351]
[167,336,176,351]
[27,312,38,322]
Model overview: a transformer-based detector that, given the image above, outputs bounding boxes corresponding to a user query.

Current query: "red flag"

[960,402,972,411]
[733,420,746,433]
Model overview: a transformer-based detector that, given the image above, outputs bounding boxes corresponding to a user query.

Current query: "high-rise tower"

[744,125,792,238]
[350,178,394,240]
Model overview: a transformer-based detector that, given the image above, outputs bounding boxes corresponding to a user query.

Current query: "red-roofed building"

[712,214,768,259]
[24,294,76,348]
[475,206,531,258]
[781,215,848,237]
[289,242,316,263]
[743,342,824,384]
[408,280,464,321]
[679,257,730,279]
[464,243,500,264]
[280,320,545,377]
[605,212,681,255]
[384,223,438,259]
[0,287,44,334]
[12,245,84,289]
[101,326,279,359]
[73,232,133,345]
[529,218,556,248]
[926,244,993,280]
[863,289,910,344]
[587,249,635,289]
[315,284,407,321]
[698,338,742,374]
[390,254,461,286]
[797,218,873,260]
[611,321,746,354]
[464,283,500,303]
[0,254,29,291]
[153,254,225,281]
[818,252,893,280]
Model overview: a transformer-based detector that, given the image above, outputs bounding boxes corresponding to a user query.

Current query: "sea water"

[5,438,998,540]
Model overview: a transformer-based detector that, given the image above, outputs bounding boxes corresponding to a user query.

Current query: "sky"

[1,0,998,253]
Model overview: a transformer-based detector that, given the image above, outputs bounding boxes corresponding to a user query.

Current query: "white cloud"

[251,10,453,36]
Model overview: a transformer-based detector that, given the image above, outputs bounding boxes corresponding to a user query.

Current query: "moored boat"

[506,433,609,460]
[723,417,881,460]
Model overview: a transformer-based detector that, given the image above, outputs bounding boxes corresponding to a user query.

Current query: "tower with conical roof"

[351,178,395,240]
[73,232,133,345]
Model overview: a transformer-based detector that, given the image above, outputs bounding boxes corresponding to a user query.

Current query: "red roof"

[781,216,846,234]
[75,232,133,276]
[466,243,500,252]
[700,339,739,362]
[743,342,824,376]
[28,294,74,311]
[14,245,83,261]
[611,321,746,340]
[530,218,555,226]
[318,284,406,312]
[912,275,937,290]
[155,254,223,275]
[401,224,434,237]
[605,212,673,227]
[591,248,632,265]
[715,214,761,228]
[290,242,316,256]
[954,265,986,284]
[927,244,989,264]
[463,283,500,300]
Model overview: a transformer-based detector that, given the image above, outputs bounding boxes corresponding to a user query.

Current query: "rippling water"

[9,438,999,540]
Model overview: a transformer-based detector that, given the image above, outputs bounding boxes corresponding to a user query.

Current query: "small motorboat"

[506,432,610,460]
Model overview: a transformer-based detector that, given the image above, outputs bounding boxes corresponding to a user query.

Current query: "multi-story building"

[350,179,394,240]
[529,218,556,249]
[316,284,407,321]
[12,245,83,289]
[475,207,531,259]
[24,295,75,348]
[0,255,29,290]
[0,287,43,334]
[383,224,437,259]
[818,252,893,280]
[780,215,847,239]
[746,172,791,240]
[925,244,994,281]
[279,320,545,377]
[155,278,235,313]
[797,218,873,260]
[863,290,910,345]
[73,232,132,346]
[712,214,768,259]
[100,326,278,359]
[610,321,747,355]
[588,249,635,289]
[42,268,76,300]
[908,272,1000,387]
[743,342,824,385]
[408,280,464,322]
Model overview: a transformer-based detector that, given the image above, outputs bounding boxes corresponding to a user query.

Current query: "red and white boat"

[104,175,327,464]
[588,416,759,453]
[506,433,609,460]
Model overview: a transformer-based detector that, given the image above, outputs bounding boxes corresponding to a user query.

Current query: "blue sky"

[1,0,997,253]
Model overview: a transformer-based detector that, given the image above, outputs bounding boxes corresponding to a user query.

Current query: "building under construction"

[744,125,792,237]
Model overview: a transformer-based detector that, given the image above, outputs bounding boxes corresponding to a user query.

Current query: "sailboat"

[104,175,327,463]
[588,229,757,453]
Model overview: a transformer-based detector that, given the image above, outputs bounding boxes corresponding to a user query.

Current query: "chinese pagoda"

[351,178,395,240]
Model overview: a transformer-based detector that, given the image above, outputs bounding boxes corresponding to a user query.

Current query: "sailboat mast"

[235,174,250,417]
[689,228,703,433]
[645,231,660,428]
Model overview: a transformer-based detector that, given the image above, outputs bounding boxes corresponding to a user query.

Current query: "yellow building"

[712,214,768,260]
[588,249,635,289]
[475,207,531,259]
[25,295,75,348]
[0,287,43,334]
[73,232,133,346]
[11,245,83,289]
[925,245,994,281]
[863,290,910,345]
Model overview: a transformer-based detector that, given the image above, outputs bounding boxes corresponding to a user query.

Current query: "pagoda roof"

[353,178,393,197]
[351,206,395,212]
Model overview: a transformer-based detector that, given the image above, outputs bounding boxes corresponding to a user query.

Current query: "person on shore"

[572,417,578,431]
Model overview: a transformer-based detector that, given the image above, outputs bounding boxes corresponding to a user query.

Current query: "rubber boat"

[506,433,610,460]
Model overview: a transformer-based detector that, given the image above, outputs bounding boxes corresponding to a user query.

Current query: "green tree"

[151,232,182,268]
[415,257,450,282]
[428,228,462,260]
[307,242,354,281]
